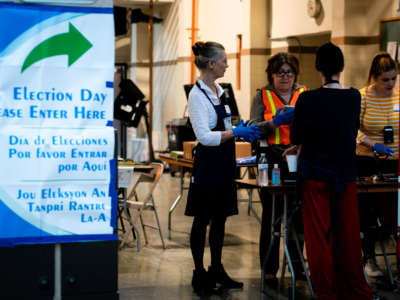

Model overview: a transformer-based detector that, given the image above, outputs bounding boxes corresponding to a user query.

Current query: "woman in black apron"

[186,41,260,297]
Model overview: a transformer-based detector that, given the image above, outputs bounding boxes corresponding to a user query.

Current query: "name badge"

[224,105,231,114]
[224,116,232,130]
[394,103,399,112]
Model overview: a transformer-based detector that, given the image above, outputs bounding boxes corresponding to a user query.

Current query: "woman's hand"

[373,143,394,157]
[232,120,261,143]
[272,106,295,127]
[282,145,299,157]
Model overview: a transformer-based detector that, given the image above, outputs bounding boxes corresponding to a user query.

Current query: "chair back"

[133,163,164,204]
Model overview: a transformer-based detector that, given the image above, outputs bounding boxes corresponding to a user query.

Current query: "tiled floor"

[118,170,399,299]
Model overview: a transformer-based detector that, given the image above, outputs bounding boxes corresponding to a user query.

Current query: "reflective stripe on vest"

[265,90,280,144]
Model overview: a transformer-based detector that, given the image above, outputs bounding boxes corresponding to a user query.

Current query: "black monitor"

[183,82,240,119]
[114,79,145,124]
[219,83,239,118]
[183,84,193,100]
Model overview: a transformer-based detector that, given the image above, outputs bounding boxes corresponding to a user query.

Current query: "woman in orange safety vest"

[249,52,306,286]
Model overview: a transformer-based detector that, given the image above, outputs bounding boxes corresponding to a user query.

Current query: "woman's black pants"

[190,215,226,270]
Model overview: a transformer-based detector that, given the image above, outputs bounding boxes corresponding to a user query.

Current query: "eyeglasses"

[276,70,294,78]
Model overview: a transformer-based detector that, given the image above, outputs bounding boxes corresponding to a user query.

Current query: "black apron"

[185,82,238,217]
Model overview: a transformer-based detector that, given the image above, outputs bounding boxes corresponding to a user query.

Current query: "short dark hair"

[192,41,225,70]
[315,42,344,78]
[367,52,398,86]
[266,52,299,85]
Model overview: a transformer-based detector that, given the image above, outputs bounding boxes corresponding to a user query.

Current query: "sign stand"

[54,244,62,300]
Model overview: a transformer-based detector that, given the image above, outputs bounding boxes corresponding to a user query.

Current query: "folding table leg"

[261,194,276,293]
[168,166,184,232]
[379,237,395,286]
[292,228,314,296]
[375,217,395,287]
[282,195,296,300]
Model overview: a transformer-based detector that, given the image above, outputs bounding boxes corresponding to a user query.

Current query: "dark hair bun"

[192,44,199,55]
[192,41,225,70]
[192,42,205,56]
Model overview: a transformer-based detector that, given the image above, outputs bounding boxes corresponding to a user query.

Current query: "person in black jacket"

[286,42,373,300]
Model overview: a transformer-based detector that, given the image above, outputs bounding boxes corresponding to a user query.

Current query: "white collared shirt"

[187,79,224,146]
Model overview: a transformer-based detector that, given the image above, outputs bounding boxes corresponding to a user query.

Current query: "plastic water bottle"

[272,163,280,185]
[258,153,268,186]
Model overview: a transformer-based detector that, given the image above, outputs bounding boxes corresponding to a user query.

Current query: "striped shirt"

[356,87,399,159]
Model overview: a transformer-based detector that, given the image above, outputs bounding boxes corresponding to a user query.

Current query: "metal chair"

[123,162,166,249]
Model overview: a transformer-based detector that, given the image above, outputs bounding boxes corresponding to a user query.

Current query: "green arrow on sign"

[21,23,92,73]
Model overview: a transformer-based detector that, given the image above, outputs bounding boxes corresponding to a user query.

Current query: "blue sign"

[0,2,116,246]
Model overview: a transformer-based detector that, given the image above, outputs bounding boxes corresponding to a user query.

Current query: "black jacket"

[291,87,361,183]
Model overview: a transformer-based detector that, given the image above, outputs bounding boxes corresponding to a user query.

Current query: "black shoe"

[191,268,215,297]
[208,264,244,290]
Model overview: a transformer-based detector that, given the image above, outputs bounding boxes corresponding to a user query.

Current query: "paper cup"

[286,155,297,172]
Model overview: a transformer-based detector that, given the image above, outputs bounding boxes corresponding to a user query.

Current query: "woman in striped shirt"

[357,52,399,278]
[357,52,398,160]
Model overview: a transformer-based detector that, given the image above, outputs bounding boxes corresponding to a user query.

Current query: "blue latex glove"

[373,143,394,157]
[232,120,261,143]
[239,120,258,143]
[273,106,295,127]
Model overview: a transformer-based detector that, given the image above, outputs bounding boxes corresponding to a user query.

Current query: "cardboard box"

[183,141,251,160]
[183,141,196,160]
[235,141,252,158]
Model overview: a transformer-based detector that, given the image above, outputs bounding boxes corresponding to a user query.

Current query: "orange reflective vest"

[262,87,306,145]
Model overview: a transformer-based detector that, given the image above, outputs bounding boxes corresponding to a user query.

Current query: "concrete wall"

[129,1,185,149]
[248,0,269,109]
[271,0,332,38]
[332,0,400,89]
[196,0,248,118]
